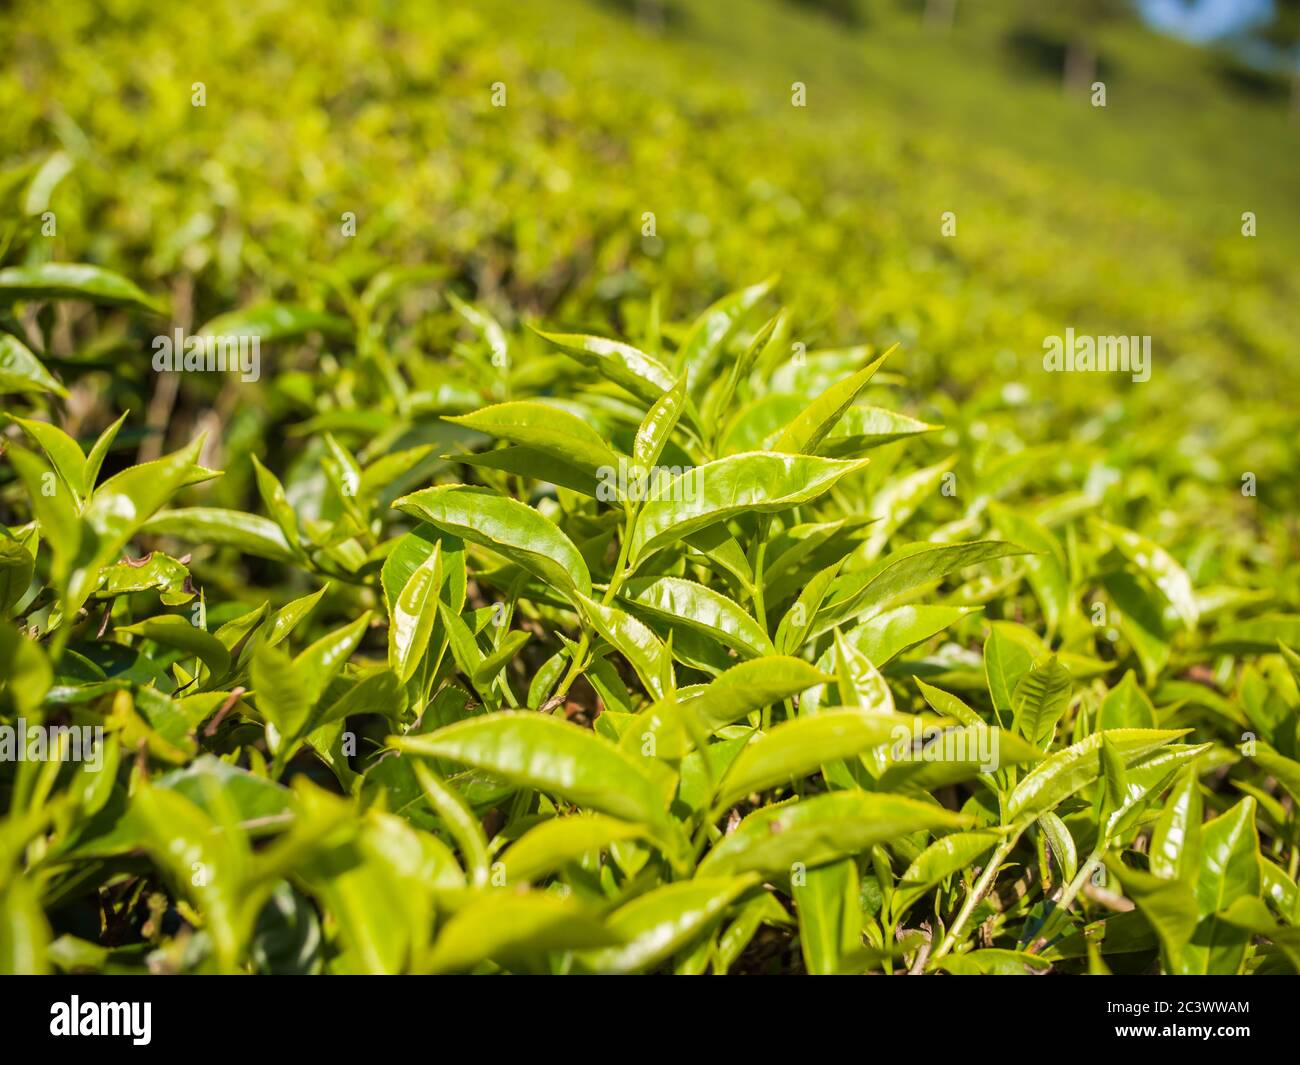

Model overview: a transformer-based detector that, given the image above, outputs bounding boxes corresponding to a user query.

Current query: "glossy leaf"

[501,815,644,884]
[388,541,442,683]
[0,262,163,313]
[391,712,670,827]
[698,792,970,877]
[579,876,758,974]
[0,333,67,397]
[445,400,623,474]
[621,575,772,658]
[395,485,592,604]
[713,710,911,809]
[631,452,869,564]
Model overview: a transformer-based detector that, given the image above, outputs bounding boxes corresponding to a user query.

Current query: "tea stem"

[929,833,1018,966]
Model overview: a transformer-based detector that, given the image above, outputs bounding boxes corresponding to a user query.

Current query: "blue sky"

[1139,0,1275,42]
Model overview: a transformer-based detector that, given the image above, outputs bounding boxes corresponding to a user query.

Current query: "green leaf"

[428,892,617,973]
[793,858,861,975]
[128,782,246,969]
[874,724,1043,792]
[914,677,984,727]
[250,456,303,550]
[984,621,1039,725]
[988,501,1068,634]
[197,303,350,342]
[685,656,829,734]
[1211,614,1300,654]
[141,507,298,562]
[1098,732,1132,832]
[0,333,66,397]
[1036,813,1078,886]
[676,276,776,390]
[1098,670,1156,730]
[439,602,490,702]
[0,262,163,314]
[698,792,970,877]
[445,400,623,474]
[700,314,782,442]
[840,604,977,668]
[631,452,869,565]
[1195,797,1259,918]
[714,892,794,974]
[1096,519,1198,629]
[446,291,509,370]
[1102,863,1190,972]
[533,329,678,407]
[301,809,450,975]
[388,541,442,683]
[357,264,445,315]
[251,644,313,743]
[634,372,689,471]
[81,411,128,495]
[471,629,530,689]
[0,878,50,975]
[0,624,52,717]
[578,594,674,699]
[935,948,1051,975]
[1253,744,1300,805]
[392,712,670,827]
[455,445,600,497]
[621,576,772,658]
[119,616,231,679]
[322,433,364,511]
[829,629,894,713]
[1149,765,1202,882]
[1173,797,1260,975]
[257,586,329,653]
[1220,896,1300,971]
[1102,743,1210,840]
[6,445,80,567]
[1102,570,1171,682]
[381,524,465,617]
[820,406,940,458]
[293,613,371,706]
[774,559,842,654]
[8,415,86,501]
[713,710,911,809]
[815,542,1025,638]
[66,437,205,613]
[313,668,405,728]
[502,815,644,883]
[1010,656,1072,749]
[411,761,490,887]
[395,485,592,604]
[859,457,956,559]
[1006,729,1189,824]
[580,875,759,974]
[890,830,1001,922]
[772,349,890,455]
[0,529,36,616]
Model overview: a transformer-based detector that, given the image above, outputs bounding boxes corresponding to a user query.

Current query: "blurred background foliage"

[3,0,1297,600]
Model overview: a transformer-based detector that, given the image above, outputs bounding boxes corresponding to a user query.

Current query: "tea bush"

[1,0,1298,975]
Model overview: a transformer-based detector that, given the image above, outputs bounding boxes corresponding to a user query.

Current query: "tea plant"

[2,0,1299,977]
[2,256,1298,975]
